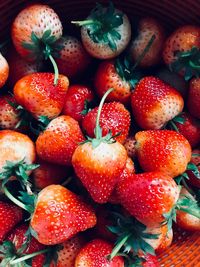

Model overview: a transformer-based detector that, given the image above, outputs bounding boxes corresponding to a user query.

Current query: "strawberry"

[0,201,23,243]
[130,17,165,67]
[156,227,173,254]
[30,184,96,245]
[187,149,200,188]
[55,36,91,79]
[117,171,180,227]
[131,76,184,130]
[141,254,160,267]
[123,136,137,159]
[0,53,9,88]
[188,78,200,119]
[0,95,20,129]
[82,102,130,144]
[75,239,124,267]
[62,84,94,122]
[72,2,131,59]
[14,73,69,119]
[36,115,85,166]
[135,130,192,178]
[162,25,200,80]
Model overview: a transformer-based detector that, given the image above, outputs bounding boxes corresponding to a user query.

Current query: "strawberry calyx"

[165,112,185,132]
[175,162,200,186]
[72,2,123,51]
[169,46,200,81]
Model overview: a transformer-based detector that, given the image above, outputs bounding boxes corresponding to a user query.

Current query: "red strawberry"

[30,184,96,245]
[141,254,160,267]
[62,85,94,122]
[73,2,131,59]
[131,76,184,129]
[0,95,20,129]
[187,149,200,188]
[55,36,91,79]
[14,73,69,119]
[188,78,200,119]
[36,115,85,166]
[0,201,23,242]
[0,53,9,88]
[163,25,200,80]
[130,17,165,67]
[82,102,131,144]
[135,130,192,178]
[117,171,180,227]
[75,239,124,267]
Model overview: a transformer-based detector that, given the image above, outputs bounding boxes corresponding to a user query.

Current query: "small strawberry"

[55,36,91,79]
[82,101,130,144]
[36,115,85,166]
[187,149,200,188]
[135,130,192,178]
[0,53,9,88]
[163,25,200,80]
[75,239,124,267]
[14,73,69,119]
[0,201,23,243]
[188,77,200,119]
[30,184,96,245]
[72,2,131,59]
[130,17,165,67]
[62,84,94,122]
[131,76,184,130]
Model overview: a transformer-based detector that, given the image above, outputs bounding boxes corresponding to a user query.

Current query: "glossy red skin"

[0,53,9,88]
[174,112,200,148]
[188,78,200,119]
[31,185,96,245]
[131,76,184,129]
[8,224,46,267]
[62,85,94,122]
[135,130,192,178]
[117,171,180,227]
[0,201,23,242]
[82,102,131,144]
[75,239,124,267]
[14,73,69,119]
[142,254,160,267]
[187,148,200,188]
[36,115,85,166]
[72,142,127,203]
[94,60,131,105]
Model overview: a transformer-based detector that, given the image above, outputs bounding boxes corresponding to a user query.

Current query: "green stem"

[182,179,195,196]
[71,19,102,27]
[48,54,59,85]
[3,186,31,213]
[10,249,49,265]
[178,207,200,219]
[192,153,200,157]
[95,88,114,139]
[109,234,131,260]
[168,120,179,132]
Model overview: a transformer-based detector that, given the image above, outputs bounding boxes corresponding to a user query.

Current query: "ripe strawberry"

[36,115,85,166]
[82,102,131,144]
[163,25,200,80]
[0,53,9,88]
[55,36,91,79]
[176,187,200,231]
[135,130,192,177]
[117,171,180,227]
[14,73,69,119]
[156,228,173,253]
[0,95,20,129]
[188,78,200,119]
[30,184,96,245]
[0,201,23,242]
[75,239,124,267]
[130,17,165,67]
[62,85,94,122]
[73,2,131,59]
[187,149,200,188]
[131,76,184,129]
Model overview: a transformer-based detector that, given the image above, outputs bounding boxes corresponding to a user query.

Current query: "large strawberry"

[188,78,200,119]
[36,115,85,166]
[75,239,124,267]
[82,101,131,144]
[0,53,9,88]
[163,25,200,80]
[72,89,127,203]
[131,76,184,129]
[72,2,131,59]
[30,184,96,245]
[135,130,192,177]
[14,73,69,120]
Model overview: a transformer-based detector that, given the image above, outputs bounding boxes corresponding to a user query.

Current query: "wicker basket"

[0,1,200,266]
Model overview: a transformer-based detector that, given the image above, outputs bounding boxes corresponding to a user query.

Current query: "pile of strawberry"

[0,2,199,267]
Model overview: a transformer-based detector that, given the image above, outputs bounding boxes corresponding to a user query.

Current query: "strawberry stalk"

[48,54,59,85]
[71,20,102,27]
